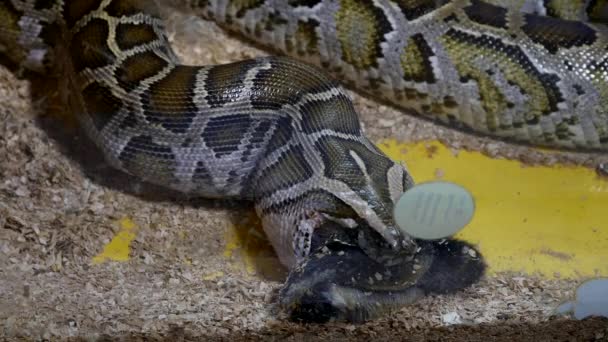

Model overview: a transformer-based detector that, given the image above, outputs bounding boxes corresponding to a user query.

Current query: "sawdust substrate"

[1,3,607,340]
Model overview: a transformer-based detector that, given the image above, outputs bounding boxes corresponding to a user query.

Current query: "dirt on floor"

[1,2,607,341]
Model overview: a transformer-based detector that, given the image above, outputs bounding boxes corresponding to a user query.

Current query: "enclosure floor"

[1,3,607,340]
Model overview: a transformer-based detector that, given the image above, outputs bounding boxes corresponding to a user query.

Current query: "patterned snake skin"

[1,0,606,322]
[188,0,608,150]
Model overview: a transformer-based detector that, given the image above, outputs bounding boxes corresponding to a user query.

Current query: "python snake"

[1,0,606,322]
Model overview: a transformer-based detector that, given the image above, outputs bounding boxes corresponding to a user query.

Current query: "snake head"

[257,146,417,268]
[256,141,485,322]
[313,137,418,264]
[255,137,485,322]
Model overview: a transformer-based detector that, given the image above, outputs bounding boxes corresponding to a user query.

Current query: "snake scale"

[1,0,606,322]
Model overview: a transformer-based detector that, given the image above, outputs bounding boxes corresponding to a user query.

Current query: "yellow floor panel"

[379,140,608,279]
[92,218,138,264]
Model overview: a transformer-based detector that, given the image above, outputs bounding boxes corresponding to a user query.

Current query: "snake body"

[1,0,606,322]
[190,0,608,150]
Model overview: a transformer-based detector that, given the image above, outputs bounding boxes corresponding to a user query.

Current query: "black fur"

[415,239,486,295]
[282,238,485,323]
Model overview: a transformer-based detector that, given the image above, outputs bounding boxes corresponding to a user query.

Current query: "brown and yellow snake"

[1,0,607,322]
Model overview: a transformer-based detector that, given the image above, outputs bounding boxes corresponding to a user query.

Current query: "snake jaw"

[356,222,417,266]
[324,160,418,262]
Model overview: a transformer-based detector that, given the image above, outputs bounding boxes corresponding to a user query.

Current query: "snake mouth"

[356,220,418,267]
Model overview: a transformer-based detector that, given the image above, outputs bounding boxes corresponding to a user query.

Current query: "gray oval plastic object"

[555,278,608,319]
[394,181,475,240]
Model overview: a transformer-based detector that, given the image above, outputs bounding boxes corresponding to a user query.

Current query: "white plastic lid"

[393,181,475,240]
